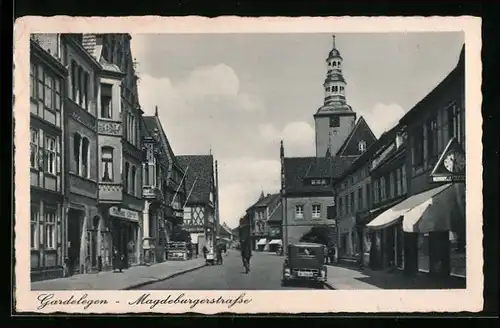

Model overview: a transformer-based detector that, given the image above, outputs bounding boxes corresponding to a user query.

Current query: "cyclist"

[240,238,252,273]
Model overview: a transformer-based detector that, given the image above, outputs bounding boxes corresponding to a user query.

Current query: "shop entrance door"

[67,209,82,274]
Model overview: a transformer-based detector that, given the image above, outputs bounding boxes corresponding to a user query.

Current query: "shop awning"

[403,183,465,233]
[269,239,282,245]
[257,238,267,246]
[366,183,454,230]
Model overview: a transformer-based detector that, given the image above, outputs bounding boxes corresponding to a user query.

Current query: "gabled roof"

[335,116,377,157]
[176,155,215,205]
[267,201,283,223]
[283,156,357,195]
[252,193,280,208]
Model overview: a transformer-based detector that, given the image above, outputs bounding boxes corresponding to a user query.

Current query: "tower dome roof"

[325,73,346,84]
[328,48,342,58]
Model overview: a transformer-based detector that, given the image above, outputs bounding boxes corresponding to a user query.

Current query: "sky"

[130,32,464,229]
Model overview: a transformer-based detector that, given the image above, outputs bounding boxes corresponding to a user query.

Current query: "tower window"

[330,116,340,128]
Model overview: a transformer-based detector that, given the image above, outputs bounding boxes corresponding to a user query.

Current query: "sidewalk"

[324,264,466,290]
[31,258,206,291]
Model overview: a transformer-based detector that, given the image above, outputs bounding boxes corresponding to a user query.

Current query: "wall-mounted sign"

[430,137,466,183]
[109,206,140,222]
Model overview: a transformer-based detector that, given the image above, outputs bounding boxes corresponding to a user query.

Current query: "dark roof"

[283,156,357,194]
[335,116,378,157]
[252,193,280,208]
[267,201,283,223]
[176,155,214,204]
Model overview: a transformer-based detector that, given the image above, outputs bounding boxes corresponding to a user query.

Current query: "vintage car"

[281,242,327,287]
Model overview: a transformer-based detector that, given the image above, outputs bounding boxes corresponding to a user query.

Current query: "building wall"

[315,113,356,157]
[284,195,333,245]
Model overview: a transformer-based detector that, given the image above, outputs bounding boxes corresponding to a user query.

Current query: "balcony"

[98,183,123,203]
[142,185,163,202]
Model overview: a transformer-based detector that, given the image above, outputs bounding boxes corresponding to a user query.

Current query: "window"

[31,204,39,249]
[389,171,395,199]
[83,72,89,110]
[36,65,44,102]
[54,79,61,110]
[396,167,402,196]
[30,63,37,99]
[330,116,340,128]
[124,162,130,193]
[350,192,355,212]
[131,166,136,196]
[358,140,367,153]
[44,135,57,175]
[358,187,363,210]
[77,66,83,106]
[101,147,114,182]
[73,133,81,175]
[100,83,113,118]
[30,129,39,169]
[71,60,77,101]
[373,179,380,204]
[44,74,54,109]
[44,208,56,249]
[295,205,304,219]
[380,176,387,201]
[81,137,89,178]
[144,164,150,185]
[447,103,463,145]
[337,196,343,216]
[312,204,321,218]
[402,165,407,194]
[298,247,317,256]
[426,116,438,162]
[413,126,425,167]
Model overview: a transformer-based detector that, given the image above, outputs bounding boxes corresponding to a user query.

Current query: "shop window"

[44,135,57,175]
[30,129,39,169]
[295,205,304,219]
[417,234,430,272]
[450,230,466,277]
[100,83,113,119]
[101,146,114,182]
[312,204,321,219]
[44,208,57,250]
[31,204,40,249]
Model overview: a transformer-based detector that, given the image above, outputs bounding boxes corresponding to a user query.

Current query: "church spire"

[319,34,352,113]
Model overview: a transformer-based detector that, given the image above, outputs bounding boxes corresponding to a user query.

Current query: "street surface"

[135,249,327,290]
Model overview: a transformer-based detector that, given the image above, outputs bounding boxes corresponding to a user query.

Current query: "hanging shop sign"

[109,206,140,222]
[430,137,466,183]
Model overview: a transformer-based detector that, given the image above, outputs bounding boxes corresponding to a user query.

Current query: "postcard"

[13,16,483,314]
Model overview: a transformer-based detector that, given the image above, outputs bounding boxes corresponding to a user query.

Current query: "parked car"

[281,242,327,288]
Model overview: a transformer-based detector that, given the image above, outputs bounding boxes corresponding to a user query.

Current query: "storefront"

[268,239,282,252]
[109,206,140,268]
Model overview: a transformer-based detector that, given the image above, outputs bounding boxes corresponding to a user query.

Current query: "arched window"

[124,162,130,192]
[73,133,81,174]
[332,61,337,67]
[131,166,136,196]
[101,147,114,182]
[81,137,89,178]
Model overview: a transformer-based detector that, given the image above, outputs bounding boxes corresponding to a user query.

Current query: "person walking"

[202,245,208,259]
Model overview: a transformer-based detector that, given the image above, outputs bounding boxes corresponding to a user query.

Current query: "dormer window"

[358,140,367,153]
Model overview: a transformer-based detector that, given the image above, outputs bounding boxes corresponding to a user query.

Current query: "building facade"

[30,36,68,281]
[246,192,282,251]
[400,45,466,278]
[366,45,466,279]
[176,155,218,255]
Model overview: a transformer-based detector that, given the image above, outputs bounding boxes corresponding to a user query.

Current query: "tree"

[299,225,336,247]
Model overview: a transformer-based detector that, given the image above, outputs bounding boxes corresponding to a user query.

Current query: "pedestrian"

[328,247,336,265]
[202,245,208,259]
[113,247,123,273]
[216,244,223,265]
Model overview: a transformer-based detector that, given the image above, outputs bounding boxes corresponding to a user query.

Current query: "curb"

[322,281,335,290]
[122,263,207,290]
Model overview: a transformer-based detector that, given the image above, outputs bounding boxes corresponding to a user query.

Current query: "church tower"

[314,35,357,157]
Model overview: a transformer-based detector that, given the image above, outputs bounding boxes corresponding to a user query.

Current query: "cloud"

[363,103,406,138]
[258,121,315,157]
[218,157,281,227]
